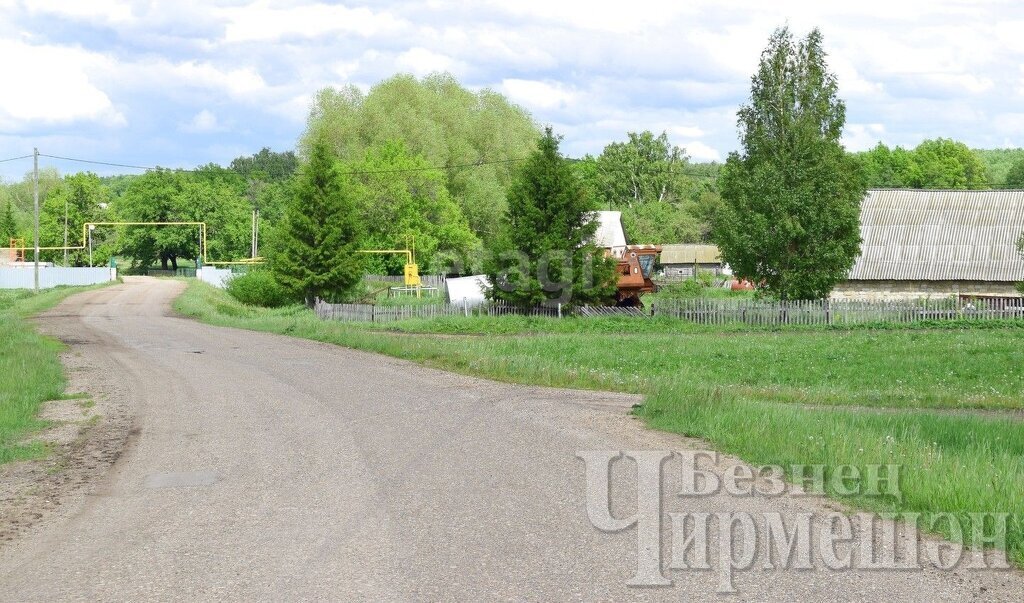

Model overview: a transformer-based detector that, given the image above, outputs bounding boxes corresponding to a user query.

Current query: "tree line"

[3,63,1023,303]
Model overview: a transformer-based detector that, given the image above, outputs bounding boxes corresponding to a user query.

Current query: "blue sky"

[1,0,1023,181]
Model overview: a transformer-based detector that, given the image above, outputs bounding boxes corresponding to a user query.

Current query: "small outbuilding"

[658,244,724,278]
[833,189,1024,300]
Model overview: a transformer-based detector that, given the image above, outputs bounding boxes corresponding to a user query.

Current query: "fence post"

[557,303,562,319]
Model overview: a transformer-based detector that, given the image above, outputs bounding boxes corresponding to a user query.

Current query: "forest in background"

[2,72,1024,274]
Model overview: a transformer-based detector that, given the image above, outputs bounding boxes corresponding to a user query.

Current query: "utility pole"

[33,148,39,293]
[63,195,69,266]
[246,178,263,259]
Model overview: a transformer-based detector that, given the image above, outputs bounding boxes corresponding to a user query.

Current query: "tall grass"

[639,382,1024,564]
[0,286,107,464]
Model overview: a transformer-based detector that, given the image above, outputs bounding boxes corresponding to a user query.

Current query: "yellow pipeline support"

[31,221,264,265]
[358,240,421,293]
[358,249,414,264]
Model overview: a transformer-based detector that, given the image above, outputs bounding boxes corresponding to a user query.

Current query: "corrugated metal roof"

[660,244,722,265]
[849,189,1024,281]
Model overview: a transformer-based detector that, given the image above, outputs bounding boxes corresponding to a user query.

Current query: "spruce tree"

[713,27,864,300]
[271,138,363,307]
[485,128,616,308]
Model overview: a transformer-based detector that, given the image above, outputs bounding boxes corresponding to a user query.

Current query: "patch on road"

[144,470,220,489]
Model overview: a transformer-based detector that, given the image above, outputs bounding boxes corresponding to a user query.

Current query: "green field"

[0,286,107,464]
[175,280,1024,564]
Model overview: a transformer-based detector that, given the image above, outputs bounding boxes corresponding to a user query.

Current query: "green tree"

[270,139,364,307]
[39,173,113,265]
[858,143,917,188]
[351,141,479,275]
[230,148,298,183]
[974,148,1024,185]
[1004,158,1024,188]
[484,128,616,308]
[113,167,253,270]
[578,131,715,244]
[113,170,198,270]
[302,73,539,244]
[594,131,692,208]
[0,200,17,243]
[714,26,864,300]
[857,139,989,189]
[910,138,988,188]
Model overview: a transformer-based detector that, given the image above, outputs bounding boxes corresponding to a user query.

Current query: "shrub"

[225,270,294,308]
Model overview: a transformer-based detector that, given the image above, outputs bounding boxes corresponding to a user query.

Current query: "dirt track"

[0,277,1021,601]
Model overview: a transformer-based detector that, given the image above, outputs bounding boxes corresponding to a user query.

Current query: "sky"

[1,0,1023,181]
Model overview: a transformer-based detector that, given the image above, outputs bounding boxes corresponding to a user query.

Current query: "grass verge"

[0,284,110,464]
[175,280,1024,564]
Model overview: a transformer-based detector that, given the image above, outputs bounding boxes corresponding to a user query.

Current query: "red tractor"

[612,245,661,306]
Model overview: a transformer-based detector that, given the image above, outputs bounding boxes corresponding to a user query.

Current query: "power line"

[37,152,529,177]
[39,154,165,171]
[0,154,33,164]
[337,157,525,176]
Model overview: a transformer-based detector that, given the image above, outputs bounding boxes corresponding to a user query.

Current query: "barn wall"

[662,263,723,278]
[831,280,1020,301]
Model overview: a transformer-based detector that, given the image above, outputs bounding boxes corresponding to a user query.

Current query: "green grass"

[0,285,109,464]
[174,280,1024,564]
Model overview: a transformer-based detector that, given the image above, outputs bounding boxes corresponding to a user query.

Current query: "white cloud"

[218,2,405,43]
[3,0,1023,178]
[395,48,459,77]
[181,109,220,133]
[267,94,314,123]
[0,40,125,130]
[99,59,269,102]
[681,140,721,162]
[669,125,705,139]
[842,123,887,152]
[500,79,577,111]
[483,0,694,34]
[24,0,135,24]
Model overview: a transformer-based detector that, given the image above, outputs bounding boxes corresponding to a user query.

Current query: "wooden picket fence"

[363,274,447,288]
[315,299,562,322]
[649,297,1024,326]
[315,296,1024,326]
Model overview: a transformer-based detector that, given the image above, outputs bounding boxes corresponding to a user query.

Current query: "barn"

[832,189,1024,300]
[658,244,724,278]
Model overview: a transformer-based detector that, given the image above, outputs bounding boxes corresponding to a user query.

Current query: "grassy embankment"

[175,280,1024,564]
[0,286,107,464]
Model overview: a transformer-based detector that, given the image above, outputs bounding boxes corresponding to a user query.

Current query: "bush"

[225,270,294,308]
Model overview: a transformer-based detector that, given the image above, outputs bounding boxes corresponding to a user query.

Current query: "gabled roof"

[849,189,1024,281]
[592,211,628,250]
[660,244,721,265]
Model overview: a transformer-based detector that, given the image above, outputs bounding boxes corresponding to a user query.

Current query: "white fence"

[196,267,235,289]
[0,266,117,289]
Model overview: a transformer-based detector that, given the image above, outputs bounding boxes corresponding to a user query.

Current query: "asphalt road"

[0,277,1021,601]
